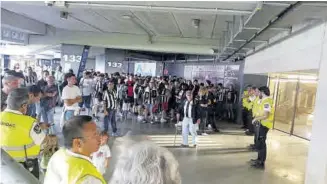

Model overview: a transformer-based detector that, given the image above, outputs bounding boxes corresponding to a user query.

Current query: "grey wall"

[61,44,98,74]
[105,49,129,73]
[243,74,268,88]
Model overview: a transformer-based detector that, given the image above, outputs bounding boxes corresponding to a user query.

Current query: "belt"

[1,142,36,151]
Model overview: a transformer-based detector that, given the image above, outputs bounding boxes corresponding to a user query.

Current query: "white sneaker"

[202,133,209,136]
[160,118,167,123]
[208,124,212,130]
[175,121,182,127]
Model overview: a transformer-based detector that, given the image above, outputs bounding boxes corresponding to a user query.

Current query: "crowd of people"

[0,63,274,183]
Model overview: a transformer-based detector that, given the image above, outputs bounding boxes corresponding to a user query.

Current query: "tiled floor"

[52,108,309,184]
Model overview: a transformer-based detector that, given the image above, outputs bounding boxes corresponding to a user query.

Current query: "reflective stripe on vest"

[0,111,40,161]
[1,142,36,151]
[61,149,106,184]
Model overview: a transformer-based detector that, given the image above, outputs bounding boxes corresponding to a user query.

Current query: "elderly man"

[44,115,105,184]
[0,88,47,179]
[177,90,201,148]
[110,140,181,184]
[1,71,20,111]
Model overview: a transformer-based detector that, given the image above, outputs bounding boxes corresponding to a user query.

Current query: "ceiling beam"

[234,39,268,43]
[130,11,157,43]
[263,2,291,7]
[1,8,46,35]
[219,2,263,57]
[244,26,291,31]
[68,14,105,33]
[66,2,253,15]
[170,12,183,37]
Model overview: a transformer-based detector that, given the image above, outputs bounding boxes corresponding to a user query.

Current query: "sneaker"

[191,144,197,148]
[150,121,155,124]
[208,124,212,130]
[202,133,209,136]
[160,118,167,123]
[251,161,265,169]
[180,144,189,148]
[175,121,182,127]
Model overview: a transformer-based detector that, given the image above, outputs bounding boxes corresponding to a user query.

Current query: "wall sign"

[62,54,82,63]
[107,62,122,68]
[1,27,27,44]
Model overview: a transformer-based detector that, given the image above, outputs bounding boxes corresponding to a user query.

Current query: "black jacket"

[178,99,200,124]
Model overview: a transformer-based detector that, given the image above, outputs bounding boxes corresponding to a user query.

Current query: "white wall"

[244,23,327,74]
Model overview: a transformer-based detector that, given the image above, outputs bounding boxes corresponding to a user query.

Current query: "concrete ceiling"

[1,1,327,60]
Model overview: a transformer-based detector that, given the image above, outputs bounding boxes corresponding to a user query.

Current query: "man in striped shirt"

[103,79,118,136]
[24,67,37,87]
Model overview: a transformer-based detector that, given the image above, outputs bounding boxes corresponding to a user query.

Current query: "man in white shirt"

[61,73,82,122]
[79,71,94,115]
[44,115,105,184]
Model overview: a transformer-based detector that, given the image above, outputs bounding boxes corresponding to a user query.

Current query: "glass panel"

[274,79,297,133]
[293,81,317,139]
[268,78,276,100]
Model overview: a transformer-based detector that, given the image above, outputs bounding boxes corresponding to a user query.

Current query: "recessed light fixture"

[122,15,132,19]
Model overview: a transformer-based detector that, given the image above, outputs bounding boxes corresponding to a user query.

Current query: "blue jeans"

[35,102,41,120]
[79,95,92,109]
[41,108,55,134]
[64,110,75,121]
[27,103,36,118]
[182,117,197,145]
[104,109,117,133]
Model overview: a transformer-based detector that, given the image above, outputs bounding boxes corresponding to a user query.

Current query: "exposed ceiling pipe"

[223,1,302,61]
[65,2,253,15]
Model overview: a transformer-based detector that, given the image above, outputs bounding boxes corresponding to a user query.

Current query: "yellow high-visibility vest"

[259,97,274,129]
[0,111,41,162]
[242,90,249,109]
[252,97,261,117]
[59,149,106,184]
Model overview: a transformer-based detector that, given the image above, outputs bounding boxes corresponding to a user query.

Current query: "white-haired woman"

[110,141,181,184]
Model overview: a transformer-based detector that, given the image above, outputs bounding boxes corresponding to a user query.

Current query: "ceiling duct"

[223,1,302,61]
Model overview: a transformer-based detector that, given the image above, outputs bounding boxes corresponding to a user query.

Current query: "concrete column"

[305,22,327,184]
[95,54,106,73]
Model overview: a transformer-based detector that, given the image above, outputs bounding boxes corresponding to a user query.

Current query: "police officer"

[0,88,47,179]
[241,85,252,129]
[249,86,274,169]
[44,116,105,183]
[248,87,261,151]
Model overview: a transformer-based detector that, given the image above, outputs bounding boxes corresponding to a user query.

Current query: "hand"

[176,113,180,121]
[196,119,201,124]
[39,123,50,129]
[104,110,108,116]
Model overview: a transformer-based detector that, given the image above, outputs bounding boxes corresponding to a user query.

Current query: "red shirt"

[127,81,134,97]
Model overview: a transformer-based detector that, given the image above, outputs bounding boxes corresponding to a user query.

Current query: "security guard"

[241,85,251,129]
[248,87,261,150]
[0,88,47,179]
[44,116,105,184]
[244,87,256,135]
[250,86,274,169]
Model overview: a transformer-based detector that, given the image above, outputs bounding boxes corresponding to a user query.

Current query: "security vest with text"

[0,111,41,161]
[259,97,274,129]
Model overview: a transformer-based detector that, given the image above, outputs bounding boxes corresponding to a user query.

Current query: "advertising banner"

[77,45,90,79]
[134,62,156,76]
